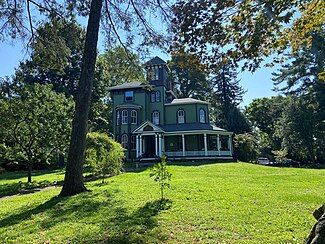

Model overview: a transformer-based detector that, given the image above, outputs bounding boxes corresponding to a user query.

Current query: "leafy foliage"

[168,50,211,100]
[95,46,145,87]
[0,84,74,182]
[234,133,259,162]
[171,0,318,71]
[150,156,172,202]
[275,96,323,163]
[14,18,85,97]
[86,132,124,182]
[246,96,287,153]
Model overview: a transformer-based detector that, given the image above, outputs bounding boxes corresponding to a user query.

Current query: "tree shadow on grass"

[106,199,172,243]
[0,180,64,198]
[0,190,172,243]
[0,173,112,198]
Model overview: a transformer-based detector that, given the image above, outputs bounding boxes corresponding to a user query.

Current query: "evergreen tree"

[272,28,324,164]
[210,61,249,133]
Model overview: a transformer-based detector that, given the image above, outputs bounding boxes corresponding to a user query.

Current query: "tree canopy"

[0,84,74,182]
[172,0,323,71]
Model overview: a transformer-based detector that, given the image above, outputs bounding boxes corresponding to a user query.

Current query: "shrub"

[86,132,124,182]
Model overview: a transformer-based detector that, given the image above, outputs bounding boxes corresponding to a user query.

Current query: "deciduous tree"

[0,84,73,183]
[168,50,211,100]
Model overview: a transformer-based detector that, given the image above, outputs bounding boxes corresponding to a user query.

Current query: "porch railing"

[164,150,232,157]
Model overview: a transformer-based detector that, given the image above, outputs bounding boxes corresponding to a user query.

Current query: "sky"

[0,31,279,108]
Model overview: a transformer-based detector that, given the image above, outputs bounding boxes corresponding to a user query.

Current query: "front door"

[143,135,155,158]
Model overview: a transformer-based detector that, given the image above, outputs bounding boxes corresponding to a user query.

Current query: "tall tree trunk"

[27,163,32,183]
[59,0,103,196]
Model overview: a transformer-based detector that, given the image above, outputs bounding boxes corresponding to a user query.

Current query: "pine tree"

[211,62,249,133]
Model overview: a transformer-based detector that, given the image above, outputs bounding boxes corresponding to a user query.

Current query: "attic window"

[125,91,134,101]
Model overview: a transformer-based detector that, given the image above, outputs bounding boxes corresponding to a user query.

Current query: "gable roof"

[144,56,167,66]
[133,121,164,134]
[108,82,152,91]
[166,98,210,105]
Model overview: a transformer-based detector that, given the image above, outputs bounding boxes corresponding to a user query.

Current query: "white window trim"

[122,110,128,124]
[199,109,205,123]
[116,110,120,125]
[131,135,136,150]
[121,134,128,148]
[155,91,160,102]
[152,111,160,125]
[177,109,185,124]
[151,92,156,102]
[131,110,137,124]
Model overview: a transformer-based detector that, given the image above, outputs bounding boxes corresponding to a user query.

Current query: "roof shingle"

[108,82,151,91]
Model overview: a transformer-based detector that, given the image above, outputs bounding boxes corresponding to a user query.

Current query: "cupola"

[144,56,171,89]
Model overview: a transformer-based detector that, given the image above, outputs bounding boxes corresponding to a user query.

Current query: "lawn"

[0,162,324,243]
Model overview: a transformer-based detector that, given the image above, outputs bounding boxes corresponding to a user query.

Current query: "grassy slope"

[0,163,324,243]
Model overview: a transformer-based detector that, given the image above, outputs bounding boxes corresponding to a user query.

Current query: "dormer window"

[177,109,185,124]
[199,109,206,123]
[125,91,134,101]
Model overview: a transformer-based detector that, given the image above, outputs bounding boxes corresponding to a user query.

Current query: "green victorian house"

[108,57,233,161]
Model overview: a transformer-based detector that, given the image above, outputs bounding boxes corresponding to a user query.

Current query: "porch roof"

[160,123,226,132]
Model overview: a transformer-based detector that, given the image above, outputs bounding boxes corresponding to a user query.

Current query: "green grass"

[0,162,324,243]
[0,169,65,197]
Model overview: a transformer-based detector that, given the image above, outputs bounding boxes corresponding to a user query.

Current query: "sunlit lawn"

[0,162,324,243]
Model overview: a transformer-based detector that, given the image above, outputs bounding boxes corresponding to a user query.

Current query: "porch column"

[158,134,162,157]
[155,134,158,156]
[217,134,221,156]
[182,134,185,156]
[204,133,208,156]
[228,135,233,155]
[162,135,165,154]
[139,135,142,157]
[136,135,139,158]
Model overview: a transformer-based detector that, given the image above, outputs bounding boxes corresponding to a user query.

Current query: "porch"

[135,132,233,160]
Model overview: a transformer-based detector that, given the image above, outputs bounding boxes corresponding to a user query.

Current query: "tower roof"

[144,56,167,66]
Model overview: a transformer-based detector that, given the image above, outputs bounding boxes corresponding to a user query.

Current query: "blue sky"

[0,36,278,107]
